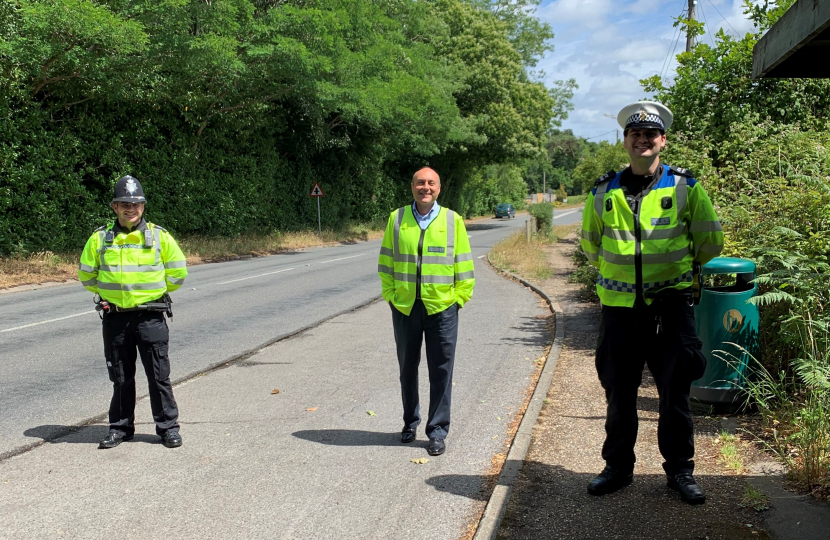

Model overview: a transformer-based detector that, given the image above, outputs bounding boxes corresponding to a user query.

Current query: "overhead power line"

[697,0,716,48]
[706,0,739,36]
[584,129,618,141]
[660,0,688,80]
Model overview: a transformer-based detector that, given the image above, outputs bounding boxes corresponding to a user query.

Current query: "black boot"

[98,432,133,449]
[668,473,706,504]
[587,466,633,495]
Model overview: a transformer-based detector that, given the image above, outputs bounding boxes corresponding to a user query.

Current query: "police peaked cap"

[112,175,147,203]
[617,101,673,132]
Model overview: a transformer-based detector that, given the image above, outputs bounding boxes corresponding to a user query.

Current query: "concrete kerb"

[473,254,565,540]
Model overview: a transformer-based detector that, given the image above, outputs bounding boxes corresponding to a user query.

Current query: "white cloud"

[628,0,663,15]
[538,0,614,29]
[536,0,759,141]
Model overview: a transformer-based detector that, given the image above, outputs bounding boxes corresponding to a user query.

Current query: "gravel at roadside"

[495,235,772,540]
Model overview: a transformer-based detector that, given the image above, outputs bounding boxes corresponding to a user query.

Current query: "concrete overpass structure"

[752,0,830,78]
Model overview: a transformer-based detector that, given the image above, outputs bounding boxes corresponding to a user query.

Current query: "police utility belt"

[94,293,173,319]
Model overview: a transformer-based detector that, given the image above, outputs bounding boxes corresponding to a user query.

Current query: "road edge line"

[0,295,382,463]
[473,254,565,540]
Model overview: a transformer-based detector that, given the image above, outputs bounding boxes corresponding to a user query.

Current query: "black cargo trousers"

[595,296,707,476]
[102,310,179,437]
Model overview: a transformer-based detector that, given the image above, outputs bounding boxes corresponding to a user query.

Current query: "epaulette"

[149,222,167,232]
[94,225,107,232]
[594,170,616,186]
[668,166,694,178]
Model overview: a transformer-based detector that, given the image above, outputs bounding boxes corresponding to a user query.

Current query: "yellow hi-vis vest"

[378,205,475,316]
[580,166,724,307]
[78,220,187,308]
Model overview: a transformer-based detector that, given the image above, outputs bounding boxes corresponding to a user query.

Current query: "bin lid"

[701,257,756,276]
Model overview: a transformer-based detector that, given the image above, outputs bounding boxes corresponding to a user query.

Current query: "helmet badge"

[125,178,138,195]
[638,109,648,121]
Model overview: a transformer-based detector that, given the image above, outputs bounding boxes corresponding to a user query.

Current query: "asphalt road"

[0,208,581,460]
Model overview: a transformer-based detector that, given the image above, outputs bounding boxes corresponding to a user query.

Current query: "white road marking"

[1,310,97,333]
[554,210,579,220]
[319,253,366,264]
[218,268,295,285]
[477,255,485,259]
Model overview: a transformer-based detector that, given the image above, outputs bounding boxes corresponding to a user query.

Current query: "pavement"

[0,251,551,540]
[491,235,830,540]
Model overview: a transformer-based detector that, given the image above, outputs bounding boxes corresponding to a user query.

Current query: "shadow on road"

[292,429,429,448]
[467,223,507,232]
[425,473,498,501]
[499,315,552,348]
[23,424,161,445]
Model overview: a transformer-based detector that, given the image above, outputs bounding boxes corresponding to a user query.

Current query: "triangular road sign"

[310,182,324,197]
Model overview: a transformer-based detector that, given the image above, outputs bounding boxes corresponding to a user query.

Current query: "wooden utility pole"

[686,0,697,52]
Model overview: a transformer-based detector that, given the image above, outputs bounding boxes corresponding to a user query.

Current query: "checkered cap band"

[625,113,664,130]
[597,276,636,293]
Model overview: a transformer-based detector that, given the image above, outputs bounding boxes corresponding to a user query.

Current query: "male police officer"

[78,175,188,449]
[580,102,724,504]
[378,167,475,456]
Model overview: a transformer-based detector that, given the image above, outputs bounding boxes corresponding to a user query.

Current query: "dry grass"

[551,223,579,241]
[489,232,553,280]
[180,224,384,263]
[1,224,385,290]
[0,251,79,290]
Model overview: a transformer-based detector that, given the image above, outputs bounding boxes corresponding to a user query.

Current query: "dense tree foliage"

[0,0,567,254]
[522,127,596,197]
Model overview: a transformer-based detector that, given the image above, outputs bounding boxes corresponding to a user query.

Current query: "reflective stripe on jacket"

[580,166,724,307]
[378,206,475,316]
[78,222,187,308]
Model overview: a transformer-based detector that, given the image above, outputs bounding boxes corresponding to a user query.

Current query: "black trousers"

[595,298,706,476]
[102,310,179,436]
[391,300,459,440]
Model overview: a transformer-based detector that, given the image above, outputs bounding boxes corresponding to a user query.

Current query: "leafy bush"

[528,203,554,230]
[570,226,598,300]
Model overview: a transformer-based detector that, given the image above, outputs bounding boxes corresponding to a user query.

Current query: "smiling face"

[623,128,666,161]
[411,167,441,210]
[111,201,145,230]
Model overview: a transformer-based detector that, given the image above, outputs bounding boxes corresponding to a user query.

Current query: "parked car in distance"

[494,203,516,219]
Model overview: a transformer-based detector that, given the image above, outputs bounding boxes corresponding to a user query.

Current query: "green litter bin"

[691,257,760,410]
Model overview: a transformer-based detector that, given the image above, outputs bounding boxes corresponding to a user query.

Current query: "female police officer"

[78,175,188,449]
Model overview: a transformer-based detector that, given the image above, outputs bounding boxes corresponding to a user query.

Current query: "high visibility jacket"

[580,166,724,307]
[78,220,187,308]
[378,205,475,316]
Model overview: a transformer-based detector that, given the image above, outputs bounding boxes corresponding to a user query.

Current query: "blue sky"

[535,0,760,142]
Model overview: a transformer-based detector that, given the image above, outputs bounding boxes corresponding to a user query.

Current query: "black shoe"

[668,473,706,505]
[401,428,416,444]
[587,466,633,495]
[98,432,133,449]
[161,431,182,448]
[427,438,446,456]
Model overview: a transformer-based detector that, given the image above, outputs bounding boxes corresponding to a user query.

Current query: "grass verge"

[489,231,554,280]
[1,224,384,291]
[0,251,79,290]
[181,223,384,263]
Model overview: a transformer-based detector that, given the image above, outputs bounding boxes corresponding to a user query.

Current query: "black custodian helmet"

[112,175,147,203]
